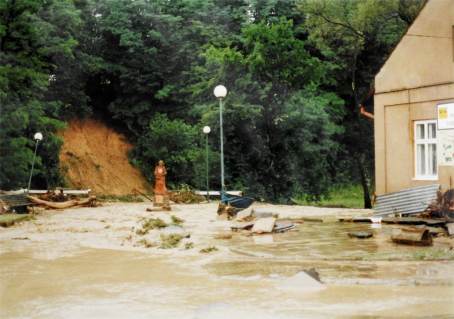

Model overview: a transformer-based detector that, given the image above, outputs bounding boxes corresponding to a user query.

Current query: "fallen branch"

[132,188,154,202]
[27,195,97,209]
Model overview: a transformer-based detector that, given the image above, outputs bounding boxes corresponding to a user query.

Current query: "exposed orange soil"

[59,119,151,195]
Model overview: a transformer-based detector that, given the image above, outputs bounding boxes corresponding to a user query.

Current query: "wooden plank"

[391,228,433,246]
[382,217,446,227]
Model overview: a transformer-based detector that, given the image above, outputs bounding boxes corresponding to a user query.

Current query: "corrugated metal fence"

[373,184,440,216]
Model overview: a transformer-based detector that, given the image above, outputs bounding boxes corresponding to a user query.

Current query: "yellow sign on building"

[438,103,454,130]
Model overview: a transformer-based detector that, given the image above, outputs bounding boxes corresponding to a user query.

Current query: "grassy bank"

[293,185,367,209]
[97,194,145,202]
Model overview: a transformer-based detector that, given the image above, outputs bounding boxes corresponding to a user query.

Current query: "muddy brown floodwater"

[1,202,454,318]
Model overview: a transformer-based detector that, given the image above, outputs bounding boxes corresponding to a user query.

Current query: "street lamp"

[213,85,227,193]
[203,126,211,201]
[27,132,43,192]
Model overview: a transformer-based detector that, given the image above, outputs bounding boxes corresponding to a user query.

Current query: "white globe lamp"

[213,85,227,99]
[34,132,43,141]
[203,126,211,134]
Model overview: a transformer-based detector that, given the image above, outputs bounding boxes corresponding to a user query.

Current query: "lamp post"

[202,126,211,201]
[27,132,43,193]
[213,85,227,193]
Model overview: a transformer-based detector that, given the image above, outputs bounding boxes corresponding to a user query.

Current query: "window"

[414,120,437,179]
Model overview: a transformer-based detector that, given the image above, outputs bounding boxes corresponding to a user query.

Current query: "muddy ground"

[1,202,454,318]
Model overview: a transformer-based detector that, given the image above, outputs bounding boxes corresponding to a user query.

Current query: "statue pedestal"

[154,194,169,207]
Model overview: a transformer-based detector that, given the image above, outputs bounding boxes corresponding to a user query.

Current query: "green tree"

[0,0,80,189]
[191,17,344,201]
[302,0,424,207]
[132,113,202,186]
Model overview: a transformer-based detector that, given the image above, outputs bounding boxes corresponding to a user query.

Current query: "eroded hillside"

[59,119,150,195]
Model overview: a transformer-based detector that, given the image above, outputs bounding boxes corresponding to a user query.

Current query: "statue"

[153,160,170,209]
[154,160,167,195]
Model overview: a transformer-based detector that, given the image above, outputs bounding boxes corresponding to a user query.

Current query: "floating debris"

[251,217,276,234]
[200,246,218,253]
[236,209,253,222]
[273,221,296,233]
[159,234,183,249]
[170,215,184,225]
[391,228,433,246]
[136,218,168,235]
[348,231,373,239]
[231,221,255,231]
[382,217,446,227]
[169,188,205,204]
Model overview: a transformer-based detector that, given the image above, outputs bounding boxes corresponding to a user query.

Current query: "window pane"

[429,143,437,175]
[416,124,425,139]
[417,144,426,175]
[428,123,436,139]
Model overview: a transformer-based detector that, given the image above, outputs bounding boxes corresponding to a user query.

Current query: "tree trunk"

[356,157,372,209]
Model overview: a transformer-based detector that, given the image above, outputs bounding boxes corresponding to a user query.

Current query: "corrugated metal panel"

[373,184,440,216]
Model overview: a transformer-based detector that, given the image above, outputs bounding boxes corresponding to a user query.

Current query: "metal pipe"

[205,133,209,201]
[27,140,39,193]
[219,97,225,193]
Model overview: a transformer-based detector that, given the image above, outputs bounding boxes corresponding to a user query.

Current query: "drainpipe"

[360,104,374,120]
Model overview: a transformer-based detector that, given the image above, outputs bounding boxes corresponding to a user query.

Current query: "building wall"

[374,0,454,195]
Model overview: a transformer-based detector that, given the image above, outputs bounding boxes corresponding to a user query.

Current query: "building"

[374,0,454,195]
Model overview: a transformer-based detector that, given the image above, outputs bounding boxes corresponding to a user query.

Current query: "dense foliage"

[0,0,424,204]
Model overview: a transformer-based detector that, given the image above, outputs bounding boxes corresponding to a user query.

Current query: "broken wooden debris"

[352,217,373,223]
[217,203,242,218]
[236,209,253,222]
[132,188,154,202]
[274,221,296,233]
[231,221,255,231]
[423,226,447,237]
[391,228,433,246]
[251,217,276,234]
[0,194,35,213]
[0,199,8,214]
[348,231,373,239]
[446,223,454,237]
[169,190,204,204]
[425,189,454,218]
[27,195,97,209]
[382,217,446,227]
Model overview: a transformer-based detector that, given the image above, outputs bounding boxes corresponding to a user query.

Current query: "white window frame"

[414,120,438,180]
